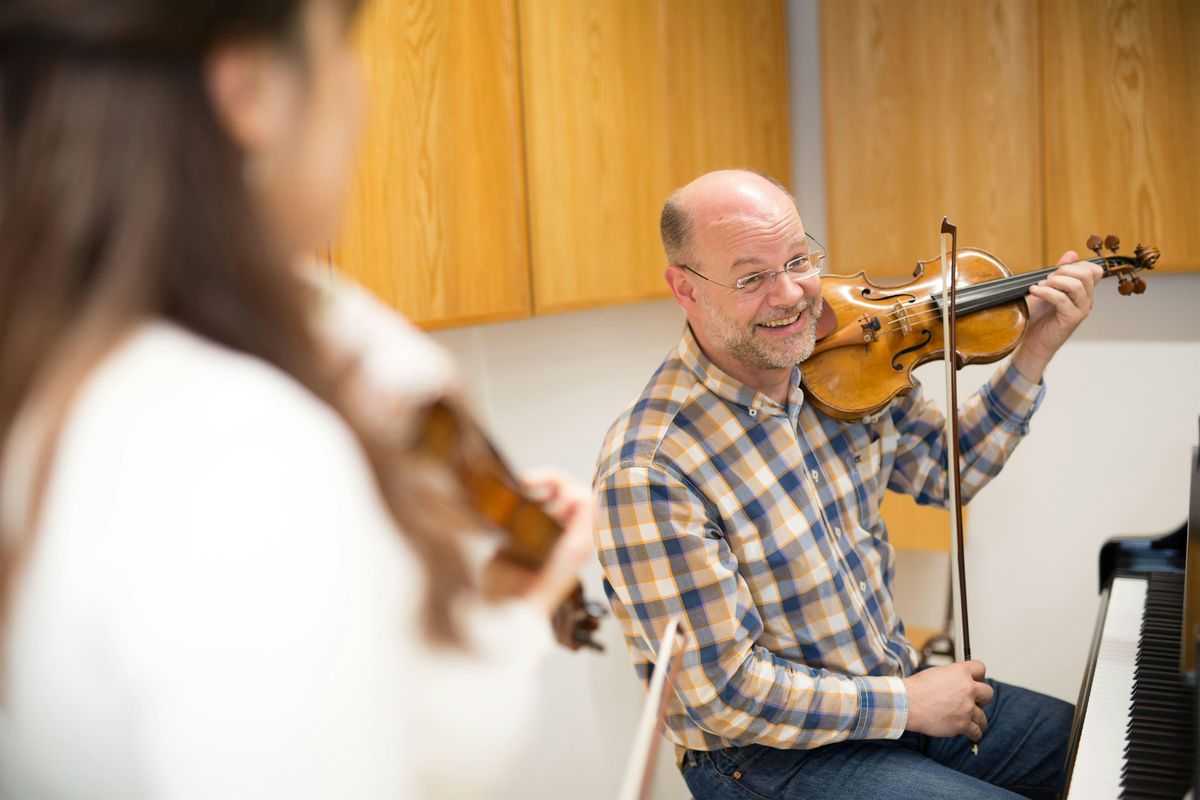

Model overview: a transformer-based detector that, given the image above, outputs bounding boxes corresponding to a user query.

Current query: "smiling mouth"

[758,311,802,329]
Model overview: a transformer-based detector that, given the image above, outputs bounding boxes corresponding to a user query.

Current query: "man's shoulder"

[594,350,706,486]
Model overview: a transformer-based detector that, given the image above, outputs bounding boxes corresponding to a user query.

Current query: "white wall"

[431,301,692,800]
[423,2,1200,796]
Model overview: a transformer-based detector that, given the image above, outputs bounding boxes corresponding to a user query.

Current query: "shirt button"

[860,580,869,594]
[748,408,758,417]
[834,526,843,537]
[810,469,819,482]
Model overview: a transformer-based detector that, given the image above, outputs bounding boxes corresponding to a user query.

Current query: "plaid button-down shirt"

[593,326,1044,751]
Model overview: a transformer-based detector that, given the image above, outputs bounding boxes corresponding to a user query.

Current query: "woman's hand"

[481,470,594,617]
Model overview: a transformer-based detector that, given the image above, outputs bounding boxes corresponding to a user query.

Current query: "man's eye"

[738,273,767,290]
[788,256,810,271]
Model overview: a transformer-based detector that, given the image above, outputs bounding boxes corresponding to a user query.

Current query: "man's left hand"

[1011,251,1103,382]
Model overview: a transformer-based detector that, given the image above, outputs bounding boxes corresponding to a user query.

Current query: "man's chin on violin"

[593,169,1096,800]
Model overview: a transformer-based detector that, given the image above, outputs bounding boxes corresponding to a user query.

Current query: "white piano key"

[1067,576,1147,800]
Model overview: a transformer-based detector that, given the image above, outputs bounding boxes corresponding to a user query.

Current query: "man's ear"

[664,265,700,312]
[205,42,291,157]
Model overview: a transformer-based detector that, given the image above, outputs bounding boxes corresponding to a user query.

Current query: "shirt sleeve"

[407,598,554,797]
[595,463,908,749]
[885,358,1046,506]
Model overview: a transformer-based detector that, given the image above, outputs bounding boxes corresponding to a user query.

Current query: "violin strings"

[879,300,992,334]
[872,266,1064,334]
[862,256,1118,337]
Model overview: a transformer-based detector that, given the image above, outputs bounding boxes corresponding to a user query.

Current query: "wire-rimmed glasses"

[680,234,827,299]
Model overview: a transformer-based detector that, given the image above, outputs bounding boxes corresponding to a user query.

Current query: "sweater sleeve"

[102,362,420,799]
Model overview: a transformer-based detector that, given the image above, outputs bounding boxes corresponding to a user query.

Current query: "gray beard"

[700,297,822,371]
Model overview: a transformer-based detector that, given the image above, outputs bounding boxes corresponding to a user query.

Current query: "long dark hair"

[0,0,472,652]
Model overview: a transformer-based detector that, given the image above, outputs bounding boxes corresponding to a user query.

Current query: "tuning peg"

[1132,277,1146,294]
[1104,234,1120,253]
[1086,235,1103,256]
[1117,274,1133,296]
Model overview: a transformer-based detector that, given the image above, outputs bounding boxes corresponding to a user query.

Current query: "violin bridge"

[891,302,912,336]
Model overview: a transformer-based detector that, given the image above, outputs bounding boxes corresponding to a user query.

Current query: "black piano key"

[1118,572,1195,800]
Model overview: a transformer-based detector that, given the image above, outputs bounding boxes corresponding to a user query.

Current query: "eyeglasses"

[680,235,827,299]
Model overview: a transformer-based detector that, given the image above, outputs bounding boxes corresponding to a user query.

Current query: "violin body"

[802,248,1027,421]
[411,399,605,650]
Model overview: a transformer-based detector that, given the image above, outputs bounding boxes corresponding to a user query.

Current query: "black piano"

[1063,425,1200,799]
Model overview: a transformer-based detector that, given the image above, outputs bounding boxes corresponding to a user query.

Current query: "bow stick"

[940,218,978,756]
[617,615,688,800]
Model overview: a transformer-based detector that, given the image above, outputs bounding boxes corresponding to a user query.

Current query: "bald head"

[659,170,800,265]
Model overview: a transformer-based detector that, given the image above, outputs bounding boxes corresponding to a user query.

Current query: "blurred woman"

[0,1,590,797]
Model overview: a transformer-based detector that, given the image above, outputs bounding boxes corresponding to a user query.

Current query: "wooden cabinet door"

[1042,0,1200,272]
[334,0,531,329]
[521,0,793,314]
[519,0,675,314]
[666,0,792,188]
[822,0,1043,278]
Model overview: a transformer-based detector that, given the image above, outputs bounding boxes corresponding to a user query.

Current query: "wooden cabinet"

[822,0,1043,278]
[665,0,793,187]
[334,0,531,329]
[1042,0,1200,271]
[520,0,793,315]
[822,0,1199,277]
[519,0,675,315]
[336,0,794,324]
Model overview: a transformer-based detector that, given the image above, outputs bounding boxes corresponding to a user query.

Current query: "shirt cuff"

[982,359,1046,435]
[850,675,908,740]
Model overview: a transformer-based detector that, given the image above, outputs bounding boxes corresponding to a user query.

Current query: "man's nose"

[768,270,818,305]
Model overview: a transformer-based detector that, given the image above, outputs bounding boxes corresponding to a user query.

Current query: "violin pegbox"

[1087,233,1159,297]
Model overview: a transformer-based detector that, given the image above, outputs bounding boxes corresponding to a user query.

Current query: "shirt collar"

[677,325,802,419]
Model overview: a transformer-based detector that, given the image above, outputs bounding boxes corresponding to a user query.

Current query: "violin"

[409,398,606,651]
[801,235,1160,421]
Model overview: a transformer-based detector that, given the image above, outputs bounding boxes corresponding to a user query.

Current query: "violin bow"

[617,614,688,800]
[939,218,978,755]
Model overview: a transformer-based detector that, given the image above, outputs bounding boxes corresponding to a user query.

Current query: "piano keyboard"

[1126,572,1194,797]
[1067,572,1196,799]
[1068,577,1147,799]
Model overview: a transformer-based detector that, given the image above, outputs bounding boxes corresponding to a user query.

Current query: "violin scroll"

[553,585,607,651]
[1087,234,1158,297]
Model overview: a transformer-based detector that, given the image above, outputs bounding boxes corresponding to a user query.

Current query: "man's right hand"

[902,661,994,741]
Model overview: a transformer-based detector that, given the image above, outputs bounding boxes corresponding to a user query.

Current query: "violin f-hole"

[891,329,932,371]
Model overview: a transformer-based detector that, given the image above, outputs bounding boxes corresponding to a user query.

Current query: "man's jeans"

[681,679,1074,799]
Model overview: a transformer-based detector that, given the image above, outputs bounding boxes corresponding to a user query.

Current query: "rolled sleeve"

[980,359,1045,435]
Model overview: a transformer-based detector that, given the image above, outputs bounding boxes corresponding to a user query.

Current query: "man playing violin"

[593,169,1101,799]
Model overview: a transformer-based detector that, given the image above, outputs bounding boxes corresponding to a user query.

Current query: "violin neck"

[935,257,1111,314]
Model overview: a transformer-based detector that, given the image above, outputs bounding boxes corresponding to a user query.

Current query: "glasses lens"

[735,236,827,296]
